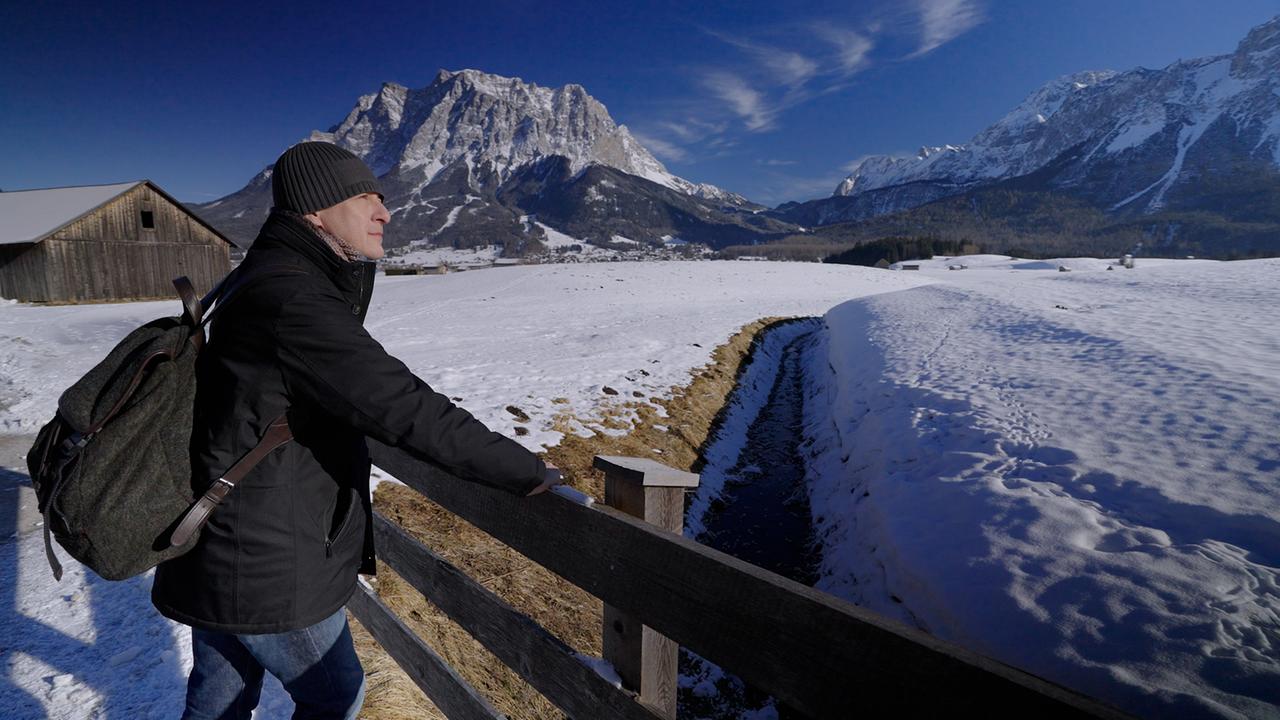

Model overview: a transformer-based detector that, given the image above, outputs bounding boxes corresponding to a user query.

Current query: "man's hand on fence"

[526,464,563,496]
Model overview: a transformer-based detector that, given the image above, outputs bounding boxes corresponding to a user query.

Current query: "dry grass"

[351,612,445,720]
[355,317,797,720]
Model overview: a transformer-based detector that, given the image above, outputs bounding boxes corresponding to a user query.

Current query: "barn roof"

[0,181,143,245]
[0,180,234,247]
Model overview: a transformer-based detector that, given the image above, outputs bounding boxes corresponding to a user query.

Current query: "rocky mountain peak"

[304,68,711,198]
[1231,15,1280,76]
[1236,15,1280,55]
[195,69,765,251]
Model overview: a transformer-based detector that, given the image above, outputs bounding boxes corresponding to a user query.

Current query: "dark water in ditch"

[680,328,820,720]
[698,329,820,586]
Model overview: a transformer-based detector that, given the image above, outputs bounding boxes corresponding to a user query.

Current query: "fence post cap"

[593,455,700,488]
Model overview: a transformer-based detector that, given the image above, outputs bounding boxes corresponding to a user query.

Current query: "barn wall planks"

[41,240,228,302]
[0,244,50,301]
[0,183,231,302]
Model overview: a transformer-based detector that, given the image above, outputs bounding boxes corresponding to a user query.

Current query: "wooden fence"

[351,441,1131,719]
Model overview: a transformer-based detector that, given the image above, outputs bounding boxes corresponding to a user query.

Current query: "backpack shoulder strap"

[173,277,205,352]
[191,262,307,329]
[169,414,294,548]
[174,276,202,326]
[163,264,305,549]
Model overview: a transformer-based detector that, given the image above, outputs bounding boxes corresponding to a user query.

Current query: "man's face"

[310,193,391,260]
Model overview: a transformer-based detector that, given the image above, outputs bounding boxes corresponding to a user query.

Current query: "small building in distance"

[0,180,233,303]
[384,264,425,276]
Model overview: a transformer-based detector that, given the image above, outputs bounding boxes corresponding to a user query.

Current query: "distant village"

[380,238,719,276]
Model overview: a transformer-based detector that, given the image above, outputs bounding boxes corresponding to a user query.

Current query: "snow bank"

[803,258,1280,718]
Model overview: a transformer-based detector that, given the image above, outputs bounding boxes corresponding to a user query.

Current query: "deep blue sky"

[2,1,1276,206]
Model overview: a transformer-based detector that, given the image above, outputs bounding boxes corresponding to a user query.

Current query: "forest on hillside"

[719,187,1280,262]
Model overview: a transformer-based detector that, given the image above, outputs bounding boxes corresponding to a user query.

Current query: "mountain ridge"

[194,69,768,252]
[781,15,1280,227]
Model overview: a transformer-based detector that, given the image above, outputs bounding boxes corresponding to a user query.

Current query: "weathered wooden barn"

[0,180,233,303]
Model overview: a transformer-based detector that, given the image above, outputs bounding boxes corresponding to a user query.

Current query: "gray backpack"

[27,274,291,581]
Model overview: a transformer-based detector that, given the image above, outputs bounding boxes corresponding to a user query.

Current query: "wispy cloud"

[659,119,727,142]
[638,4,984,176]
[701,71,778,132]
[709,31,820,88]
[631,131,690,162]
[812,26,875,75]
[767,50,820,87]
[659,121,700,142]
[912,0,985,57]
[759,159,798,166]
[690,24,876,137]
[841,154,879,173]
[753,172,849,206]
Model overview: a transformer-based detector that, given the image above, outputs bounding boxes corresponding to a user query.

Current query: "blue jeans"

[183,608,366,720]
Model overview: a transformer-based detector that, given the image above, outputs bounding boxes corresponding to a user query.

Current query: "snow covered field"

[1,257,1276,718]
[0,261,925,718]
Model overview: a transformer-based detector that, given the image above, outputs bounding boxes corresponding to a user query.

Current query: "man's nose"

[375,199,391,223]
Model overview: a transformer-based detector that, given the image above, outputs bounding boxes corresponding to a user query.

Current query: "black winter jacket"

[152,211,545,633]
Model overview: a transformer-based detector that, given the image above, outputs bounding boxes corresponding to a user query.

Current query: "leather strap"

[165,266,305,548]
[43,510,63,582]
[169,415,293,547]
[173,276,204,352]
[85,350,171,437]
[174,276,201,327]
[198,271,235,321]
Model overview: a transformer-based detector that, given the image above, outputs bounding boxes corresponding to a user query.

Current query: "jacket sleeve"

[272,285,545,495]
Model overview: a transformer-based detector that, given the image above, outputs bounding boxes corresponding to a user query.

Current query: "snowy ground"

[0,261,924,718]
[2,256,1276,718]
[803,255,1279,718]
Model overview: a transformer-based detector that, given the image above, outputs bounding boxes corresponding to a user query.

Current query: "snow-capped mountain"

[321,69,690,192]
[784,15,1280,226]
[196,70,765,252]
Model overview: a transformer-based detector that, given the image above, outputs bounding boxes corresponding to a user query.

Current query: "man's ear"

[303,212,324,229]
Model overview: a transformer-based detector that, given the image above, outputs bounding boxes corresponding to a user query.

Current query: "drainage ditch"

[680,321,823,720]
[695,329,820,585]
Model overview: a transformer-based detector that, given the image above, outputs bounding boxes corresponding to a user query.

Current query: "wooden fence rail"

[348,581,505,720]
[351,440,1130,719]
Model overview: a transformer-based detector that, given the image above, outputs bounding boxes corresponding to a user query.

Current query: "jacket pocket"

[325,487,359,558]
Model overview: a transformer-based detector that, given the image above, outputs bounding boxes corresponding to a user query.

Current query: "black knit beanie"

[271,141,382,214]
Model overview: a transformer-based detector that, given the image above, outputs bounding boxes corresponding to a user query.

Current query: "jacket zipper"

[325,491,358,558]
[350,263,372,317]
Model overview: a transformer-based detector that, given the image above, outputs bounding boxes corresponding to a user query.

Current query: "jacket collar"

[247,210,376,317]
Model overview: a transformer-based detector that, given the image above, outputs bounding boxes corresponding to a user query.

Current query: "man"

[152,141,559,719]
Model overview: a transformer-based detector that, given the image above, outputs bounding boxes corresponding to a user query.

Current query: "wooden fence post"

[594,455,700,720]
